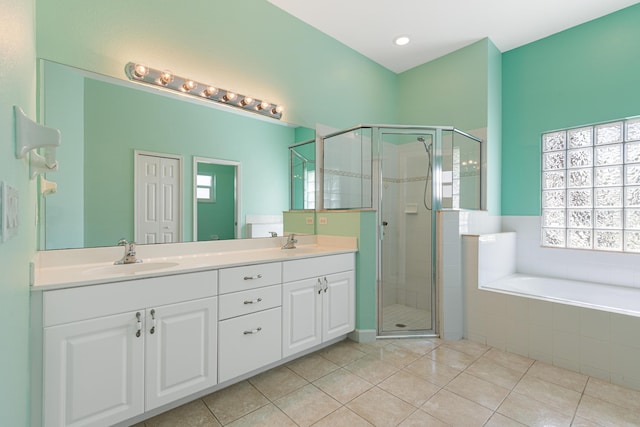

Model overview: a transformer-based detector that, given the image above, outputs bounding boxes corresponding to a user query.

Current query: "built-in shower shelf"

[404,203,418,214]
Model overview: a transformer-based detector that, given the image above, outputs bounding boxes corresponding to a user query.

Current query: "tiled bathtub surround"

[437,210,501,340]
[135,338,640,426]
[463,232,640,391]
[502,215,640,287]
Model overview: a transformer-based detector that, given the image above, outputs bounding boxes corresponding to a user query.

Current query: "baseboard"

[348,329,377,343]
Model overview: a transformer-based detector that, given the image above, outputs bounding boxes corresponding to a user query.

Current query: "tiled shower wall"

[380,141,432,311]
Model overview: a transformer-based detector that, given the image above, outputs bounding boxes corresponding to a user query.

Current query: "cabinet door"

[145,297,217,410]
[282,278,322,357]
[43,311,144,427]
[323,271,355,341]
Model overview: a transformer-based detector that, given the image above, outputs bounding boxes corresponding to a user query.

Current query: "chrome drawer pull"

[243,274,263,280]
[243,298,263,305]
[243,327,262,335]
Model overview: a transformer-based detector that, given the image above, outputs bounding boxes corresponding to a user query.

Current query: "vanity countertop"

[32,235,358,291]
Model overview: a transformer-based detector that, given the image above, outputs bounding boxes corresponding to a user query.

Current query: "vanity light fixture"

[125,62,284,120]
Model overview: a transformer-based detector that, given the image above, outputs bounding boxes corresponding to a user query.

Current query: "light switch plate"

[305,216,314,225]
[319,217,328,225]
[1,181,19,242]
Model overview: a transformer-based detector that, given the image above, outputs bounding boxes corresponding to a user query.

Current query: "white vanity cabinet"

[218,262,283,382]
[40,270,218,427]
[282,253,355,357]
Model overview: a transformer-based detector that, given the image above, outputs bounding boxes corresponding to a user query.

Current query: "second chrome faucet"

[115,239,142,264]
[282,233,297,249]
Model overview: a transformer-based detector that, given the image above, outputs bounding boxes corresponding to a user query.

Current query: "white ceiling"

[268,0,639,73]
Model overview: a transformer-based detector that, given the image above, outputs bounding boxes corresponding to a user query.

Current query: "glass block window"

[541,116,640,252]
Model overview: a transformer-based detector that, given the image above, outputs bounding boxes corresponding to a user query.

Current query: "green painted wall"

[283,211,316,235]
[398,38,502,213]
[502,3,640,215]
[0,0,36,425]
[42,61,85,249]
[36,0,397,130]
[82,78,294,246]
[196,163,236,241]
[397,39,489,131]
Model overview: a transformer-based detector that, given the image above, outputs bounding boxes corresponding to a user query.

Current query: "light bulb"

[133,64,149,79]
[223,92,237,102]
[203,86,218,97]
[182,80,197,92]
[240,97,254,106]
[271,105,283,115]
[182,80,198,92]
[257,101,270,111]
[159,70,173,85]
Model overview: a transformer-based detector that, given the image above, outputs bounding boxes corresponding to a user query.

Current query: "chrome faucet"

[115,239,142,265]
[282,233,298,249]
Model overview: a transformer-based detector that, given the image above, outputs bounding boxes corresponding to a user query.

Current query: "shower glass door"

[377,130,438,336]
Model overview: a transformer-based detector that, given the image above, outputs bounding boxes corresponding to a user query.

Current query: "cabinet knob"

[243,327,262,335]
[243,298,263,305]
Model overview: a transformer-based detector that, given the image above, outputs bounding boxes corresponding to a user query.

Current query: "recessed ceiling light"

[394,36,410,46]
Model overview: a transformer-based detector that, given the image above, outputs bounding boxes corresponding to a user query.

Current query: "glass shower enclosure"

[321,125,482,337]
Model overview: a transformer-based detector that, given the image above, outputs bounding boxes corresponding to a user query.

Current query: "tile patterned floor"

[137,338,640,426]
[381,304,431,332]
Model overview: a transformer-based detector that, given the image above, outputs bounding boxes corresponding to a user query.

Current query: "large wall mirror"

[40,60,315,250]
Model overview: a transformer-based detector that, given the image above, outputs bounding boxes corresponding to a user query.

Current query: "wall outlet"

[319,217,328,225]
[305,216,314,225]
[1,181,19,242]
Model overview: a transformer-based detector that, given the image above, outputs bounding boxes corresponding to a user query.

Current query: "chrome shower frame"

[319,124,483,338]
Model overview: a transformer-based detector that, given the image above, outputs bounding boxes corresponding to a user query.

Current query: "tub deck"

[482,273,640,318]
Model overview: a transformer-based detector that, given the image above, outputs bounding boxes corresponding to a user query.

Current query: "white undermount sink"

[84,262,180,276]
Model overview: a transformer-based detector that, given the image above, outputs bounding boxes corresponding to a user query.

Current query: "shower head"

[417,136,432,153]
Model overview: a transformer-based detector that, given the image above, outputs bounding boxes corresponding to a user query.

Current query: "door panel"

[43,311,144,427]
[136,152,182,244]
[323,271,355,341]
[282,279,322,357]
[145,297,217,411]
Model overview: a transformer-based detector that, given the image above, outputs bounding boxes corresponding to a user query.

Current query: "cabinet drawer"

[43,270,218,327]
[283,253,355,282]
[219,262,281,294]
[218,307,281,382]
[219,284,281,320]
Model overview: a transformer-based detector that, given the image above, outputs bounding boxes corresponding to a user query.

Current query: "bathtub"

[463,232,640,391]
[482,273,640,318]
